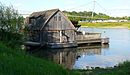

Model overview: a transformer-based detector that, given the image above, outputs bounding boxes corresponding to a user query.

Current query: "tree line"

[63,11,130,21]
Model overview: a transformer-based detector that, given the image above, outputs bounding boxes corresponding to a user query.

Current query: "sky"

[1,0,130,17]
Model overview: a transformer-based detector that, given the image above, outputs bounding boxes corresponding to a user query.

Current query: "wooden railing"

[76,32,101,41]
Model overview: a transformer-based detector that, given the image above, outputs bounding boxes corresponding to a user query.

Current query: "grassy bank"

[1,32,130,75]
[77,61,130,75]
[0,42,79,75]
[80,22,130,29]
[1,41,130,75]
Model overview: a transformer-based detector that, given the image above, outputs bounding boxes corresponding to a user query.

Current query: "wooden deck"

[24,32,109,48]
[77,38,102,44]
[76,31,109,45]
[76,32,102,45]
[101,37,109,44]
[46,42,77,48]
[24,41,41,46]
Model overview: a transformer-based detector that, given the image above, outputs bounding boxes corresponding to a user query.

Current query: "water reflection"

[31,48,77,69]
[28,28,130,70]
[29,44,108,69]
[76,28,130,69]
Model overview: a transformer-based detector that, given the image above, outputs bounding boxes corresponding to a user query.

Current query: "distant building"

[25,9,77,48]
[79,19,129,23]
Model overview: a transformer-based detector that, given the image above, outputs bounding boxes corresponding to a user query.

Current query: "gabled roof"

[29,9,59,30]
[30,9,59,19]
[28,9,75,30]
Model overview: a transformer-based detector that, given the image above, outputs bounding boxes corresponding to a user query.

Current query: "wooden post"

[60,30,62,43]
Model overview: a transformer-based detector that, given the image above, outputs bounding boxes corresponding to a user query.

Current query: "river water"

[32,27,130,69]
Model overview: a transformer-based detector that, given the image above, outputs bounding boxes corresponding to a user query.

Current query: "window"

[29,19,35,24]
[54,16,57,21]
[29,19,32,24]
[59,16,61,21]
[62,30,65,35]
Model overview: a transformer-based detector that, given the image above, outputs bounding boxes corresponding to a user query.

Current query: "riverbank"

[80,22,130,29]
[77,61,130,75]
[1,42,130,75]
[1,29,130,75]
[0,42,79,75]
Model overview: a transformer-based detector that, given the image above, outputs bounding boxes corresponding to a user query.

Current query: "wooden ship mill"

[25,9,77,48]
[25,9,109,48]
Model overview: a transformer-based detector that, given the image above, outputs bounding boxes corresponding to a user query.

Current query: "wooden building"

[25,9,77,48]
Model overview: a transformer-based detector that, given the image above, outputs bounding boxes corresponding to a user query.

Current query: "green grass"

[1,38,130,75]
[0,43,79,75]
[1,42,130,75]
[80,22,130,29]
[76,61,130,75]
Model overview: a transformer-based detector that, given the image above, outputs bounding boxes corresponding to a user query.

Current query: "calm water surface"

[32,28,130,69]
[74,28,130,69]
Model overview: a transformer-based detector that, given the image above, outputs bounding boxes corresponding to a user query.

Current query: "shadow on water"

[27,44,109,70]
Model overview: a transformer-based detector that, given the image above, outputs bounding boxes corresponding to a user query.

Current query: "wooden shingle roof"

[29,9,59,30]
[28,9,75,30]
[30,9,59,19]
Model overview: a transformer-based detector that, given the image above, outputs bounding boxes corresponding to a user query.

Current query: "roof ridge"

[40,9,59,30]
[31,9,59,15]
[28,9,60,30]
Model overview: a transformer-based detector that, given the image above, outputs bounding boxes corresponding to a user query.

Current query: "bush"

[0,2,24,48]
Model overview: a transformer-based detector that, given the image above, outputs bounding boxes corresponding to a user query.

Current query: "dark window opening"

[62,30,65,34]
[29,19,35,24]
[59,16,61,21]
[54,16,57,21]
[29,19,32,24]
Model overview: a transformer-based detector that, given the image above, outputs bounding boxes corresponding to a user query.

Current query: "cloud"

[13,3,22,9]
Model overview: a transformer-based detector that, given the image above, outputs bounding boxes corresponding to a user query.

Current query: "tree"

[63,11,110,21]
[0,2,24,33]
[0,2,24,48]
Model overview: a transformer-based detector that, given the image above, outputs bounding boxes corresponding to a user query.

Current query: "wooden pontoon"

[25,9,77,48]
[76,31,102,45]
[24,9,109,48]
